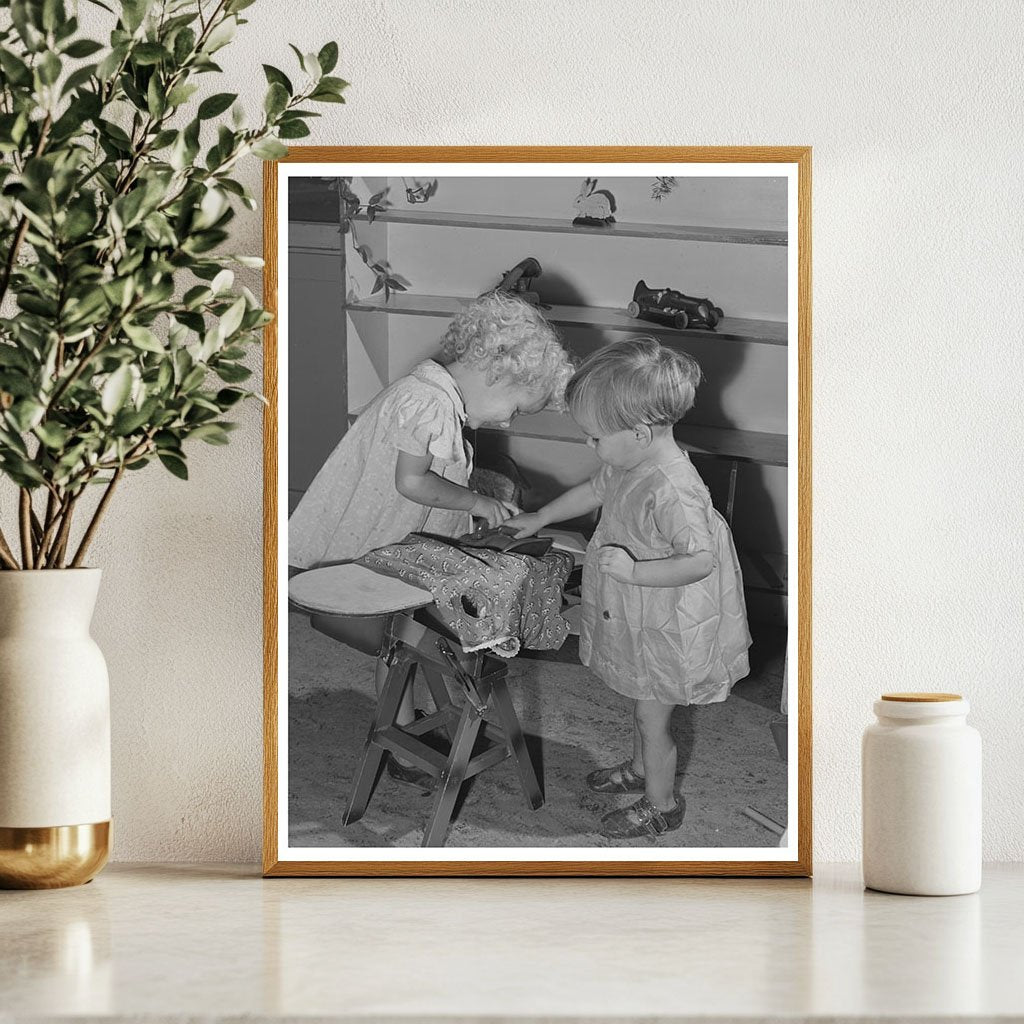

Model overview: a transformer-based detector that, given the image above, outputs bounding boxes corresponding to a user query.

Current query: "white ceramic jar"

[862,692,981,895]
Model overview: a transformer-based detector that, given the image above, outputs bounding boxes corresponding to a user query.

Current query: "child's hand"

[504,512,546,538]
[471,494,520,528]
[597,545,636,583]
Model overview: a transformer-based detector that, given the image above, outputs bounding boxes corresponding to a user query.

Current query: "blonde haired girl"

[508,338,751,838]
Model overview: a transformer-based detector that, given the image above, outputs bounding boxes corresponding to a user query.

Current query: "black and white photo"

[264,150,810,876]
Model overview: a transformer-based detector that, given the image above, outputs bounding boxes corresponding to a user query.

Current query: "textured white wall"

[59,0,1024,862]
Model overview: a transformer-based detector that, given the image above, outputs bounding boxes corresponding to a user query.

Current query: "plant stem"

[18,489,34,569]
[0,113,52,309]
[36,487,65,567]
[46,299,140,414]
[0,527,20,570]
[0,216,30,311]
[45,491,79,569]
[71,465,124,568]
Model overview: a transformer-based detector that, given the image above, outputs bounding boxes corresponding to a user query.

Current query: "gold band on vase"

[0,821,111,889]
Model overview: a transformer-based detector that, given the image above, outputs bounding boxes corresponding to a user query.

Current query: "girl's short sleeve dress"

[288,360,473,569]
[580,452,751,705]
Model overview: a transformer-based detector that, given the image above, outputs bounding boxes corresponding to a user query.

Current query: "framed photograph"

[263,147,811,876]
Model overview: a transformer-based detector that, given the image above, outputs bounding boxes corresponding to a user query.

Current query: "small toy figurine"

[627,279,724,331]
[572,177,616,226]
[483,256,544,306]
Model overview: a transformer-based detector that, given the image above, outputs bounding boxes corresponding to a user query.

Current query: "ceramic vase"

[0,569,111,888]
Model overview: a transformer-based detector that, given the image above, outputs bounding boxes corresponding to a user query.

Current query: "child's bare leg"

[631,702,645,776]
[635,699,678,811]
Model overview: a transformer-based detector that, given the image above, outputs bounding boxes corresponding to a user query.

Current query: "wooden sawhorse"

[343,611,543,847]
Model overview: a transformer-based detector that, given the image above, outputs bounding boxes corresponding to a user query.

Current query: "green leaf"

[60,63,97,96]
[132,43,168,66]
[101,365,133,414]
[214,362,251,383]
[277,120,310,140]
[96,43,127,81]
[111,405,151,435]
[150,129,177,149]
[9,399,45,432]
[63,38,104,58]
[173,26,196,65]
[34,421,70,449]
[121,0,151,33]
[218,296,246,339]
[210,268,234,294]
[264,82,288,117]
[38,51,62,86]
[182,285,211,310]
[123,322,164,353]
[0,347,30,371]
[0,49,33,87]
[11,1,44,52]
[198,91,237,119]
[262,64,292,94]
[181,365,206,391]
[17,292,58,317]
[158,452,188,479]
[317,41,339,75]
[0,456,46,487]
[146,75,164,117]
[189,422,231,445]
[318,75,349,93]
[251,138,287,160]
[166,82,200,107]
[309,88,345,104]
[203,16,236,54]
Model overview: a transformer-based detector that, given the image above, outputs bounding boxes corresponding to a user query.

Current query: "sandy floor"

[286,610,788,851]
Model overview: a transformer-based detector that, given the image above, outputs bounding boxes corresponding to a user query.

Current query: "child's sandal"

[599,795,685,839]
[586,760,646,794]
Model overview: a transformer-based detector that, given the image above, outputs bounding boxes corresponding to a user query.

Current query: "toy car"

[626,279,724,331]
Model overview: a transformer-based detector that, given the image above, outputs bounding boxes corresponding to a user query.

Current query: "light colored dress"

[288,360,473,569]
[580,451,751,705]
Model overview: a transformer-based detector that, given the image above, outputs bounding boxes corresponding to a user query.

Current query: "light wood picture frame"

[263,147,811,877]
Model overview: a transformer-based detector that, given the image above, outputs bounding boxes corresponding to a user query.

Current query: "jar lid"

[881,692,962,702]
[874,694,969,720]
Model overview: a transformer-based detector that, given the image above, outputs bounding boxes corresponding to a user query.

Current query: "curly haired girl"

[290,291,573,569]
[289,292,573,790]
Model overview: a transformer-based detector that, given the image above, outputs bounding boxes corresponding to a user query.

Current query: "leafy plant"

[0,0,347,569]
[335,178,408,301]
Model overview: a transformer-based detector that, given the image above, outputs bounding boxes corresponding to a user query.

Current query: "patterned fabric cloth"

[288,361,473,569]
[580,451,751,705]
[359,533,574,657]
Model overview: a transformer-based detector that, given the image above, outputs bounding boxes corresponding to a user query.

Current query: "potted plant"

[0,0,348,887]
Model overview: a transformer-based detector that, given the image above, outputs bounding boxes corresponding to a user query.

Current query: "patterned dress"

[288,361,473,569]
[580,452,751,705]
[360,534,574,656]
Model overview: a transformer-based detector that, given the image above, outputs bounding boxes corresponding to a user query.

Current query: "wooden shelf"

[352,209,787,246]
[478,411,788,467]
[347,293,787,347]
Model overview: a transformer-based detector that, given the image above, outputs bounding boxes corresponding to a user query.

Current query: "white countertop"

[2,862,1022,1021]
